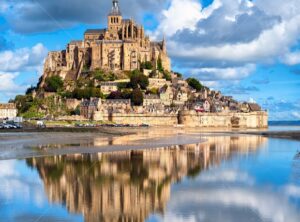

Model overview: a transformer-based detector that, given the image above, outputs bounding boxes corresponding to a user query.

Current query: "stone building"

[0,103,17,120]
[100,82,118,95]
[42,0,171,82]
[80,98,131,120]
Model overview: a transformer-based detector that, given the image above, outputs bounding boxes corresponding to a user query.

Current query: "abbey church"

[44,0,171,79]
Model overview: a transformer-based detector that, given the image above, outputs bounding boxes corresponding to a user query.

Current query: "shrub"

[131,88,143,106]
[44,76,64,92]
[187,78,203,91]
[129,70,149,90]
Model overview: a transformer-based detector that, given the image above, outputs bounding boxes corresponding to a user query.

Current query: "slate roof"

[84,29,106,34]
[248,103,261,112]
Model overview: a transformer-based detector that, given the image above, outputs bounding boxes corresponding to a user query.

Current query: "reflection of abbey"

[27,136,266,222]
[44,0,170,78]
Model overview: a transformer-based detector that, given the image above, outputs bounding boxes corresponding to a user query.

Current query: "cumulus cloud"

[0,72,21,92]
[189,64,256,81]
[0,43,47,101]
[152,0,204,38]
[150,0,300,87]
[0,43,47,73]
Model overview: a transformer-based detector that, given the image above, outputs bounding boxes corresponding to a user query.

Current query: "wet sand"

[1,126,299,160]
[0,128,207,160]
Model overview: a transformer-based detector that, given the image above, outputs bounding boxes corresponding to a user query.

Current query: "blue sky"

[0,0,300,120]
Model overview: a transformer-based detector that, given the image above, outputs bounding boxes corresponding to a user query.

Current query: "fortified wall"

[95,112,178,126]
[178,111,268,128]
[94,111,268,128]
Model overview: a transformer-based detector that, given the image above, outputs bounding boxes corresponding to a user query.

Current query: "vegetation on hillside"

[187,78,203,91]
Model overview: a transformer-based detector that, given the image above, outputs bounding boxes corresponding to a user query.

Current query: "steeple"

[110,0,121,15]
[162,35,167,53]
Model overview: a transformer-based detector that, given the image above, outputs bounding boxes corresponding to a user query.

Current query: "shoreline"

[1,127,299,161]
[238,130,300,141]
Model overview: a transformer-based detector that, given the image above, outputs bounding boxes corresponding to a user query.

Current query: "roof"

[84,29,106,34]
[0,103,16,109]
[144,94,160,100]
[100,82,118,86]
[69,40,82,44]
[248,103,261,112]
[105,99,131,104]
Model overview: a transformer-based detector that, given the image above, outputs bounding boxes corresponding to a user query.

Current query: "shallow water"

[1,135,300,222]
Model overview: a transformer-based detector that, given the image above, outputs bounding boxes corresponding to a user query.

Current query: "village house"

[80,98,131,119]
[159,85,173,106]
[80,98,99,119]
[100,82,118,95]
[143,94,161,107]
[148,78,170,89]
[173,90,188,106]
[0,103,17,120]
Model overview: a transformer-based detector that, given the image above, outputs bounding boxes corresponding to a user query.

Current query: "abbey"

[44,0,171,79]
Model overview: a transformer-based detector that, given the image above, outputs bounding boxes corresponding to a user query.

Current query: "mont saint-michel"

[7,0,267,128]
[2,1,300,222]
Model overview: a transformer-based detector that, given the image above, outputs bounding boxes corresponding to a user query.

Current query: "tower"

[108,0,122,39]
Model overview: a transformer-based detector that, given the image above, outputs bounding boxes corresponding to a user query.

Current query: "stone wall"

[95,112,178,126]
[94,111,268,128]
[178,111,268,128]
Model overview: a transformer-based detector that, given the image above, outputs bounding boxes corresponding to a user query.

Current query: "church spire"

[110,0,121,15]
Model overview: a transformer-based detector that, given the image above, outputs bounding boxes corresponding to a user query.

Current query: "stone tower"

[108,0,123,40]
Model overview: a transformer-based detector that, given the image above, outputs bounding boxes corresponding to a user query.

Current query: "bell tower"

[108,0,122,39]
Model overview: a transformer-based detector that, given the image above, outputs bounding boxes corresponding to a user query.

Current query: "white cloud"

[152,0,202,38]
[152,0,222,39]
[0,72,20,92]
[0,43,47,73]
[282,51,300,65]
[0,43,47,101]
[169,14,300,63]
[189,64,256,81]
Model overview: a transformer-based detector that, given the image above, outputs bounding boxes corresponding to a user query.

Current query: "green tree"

[129,70,149,90]
[131,88,143,106]
[25,86,36,95]
[187,78,203,91]
[44,76,64,92]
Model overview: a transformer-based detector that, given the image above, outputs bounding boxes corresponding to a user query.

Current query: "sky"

[0,0,300,120]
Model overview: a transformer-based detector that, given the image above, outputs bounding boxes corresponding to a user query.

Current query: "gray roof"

[248,103,261,111]
[145,94,160,100]
[85,29,106,34]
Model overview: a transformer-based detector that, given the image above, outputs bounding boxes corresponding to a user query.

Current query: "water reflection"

[24,136,267,222]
